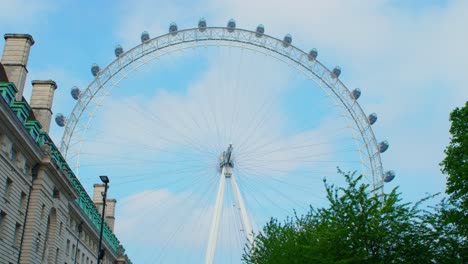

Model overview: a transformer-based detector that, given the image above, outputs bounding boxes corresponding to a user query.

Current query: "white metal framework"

[60,27,384,188]
[59,26,388,262]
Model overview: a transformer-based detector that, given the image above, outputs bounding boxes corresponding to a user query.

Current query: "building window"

[14,151,23,169]
[13,223,21,248]
[76,249,80,262]
[9,146,16,161]
[35,233,41,252]
[71,244,75,259]
[40,204,45,220]
[81,253,85,264]
[19,192,27,212]
[4,178,12,201]
[0,211,6,240]
[55,248,59,264]
[23,164,30,176]
[52,187,60,199]
[66,239,70,256]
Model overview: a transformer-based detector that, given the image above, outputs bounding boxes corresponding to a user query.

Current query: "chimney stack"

[30,80,57,133]
[93,184,117,231]
[105,199,117,231]
[1,34,34,100]
[93,184,105,212]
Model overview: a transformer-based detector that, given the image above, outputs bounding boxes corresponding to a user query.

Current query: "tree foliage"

[438,100,468,261]
[441,101,468,204]
[243,102,468,264]
[243,171,437,264]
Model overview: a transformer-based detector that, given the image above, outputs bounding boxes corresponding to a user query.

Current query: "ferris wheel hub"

[219,144,234,169]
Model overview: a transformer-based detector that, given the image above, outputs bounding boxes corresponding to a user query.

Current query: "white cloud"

[0,0,56,25]
[115,189,212,246]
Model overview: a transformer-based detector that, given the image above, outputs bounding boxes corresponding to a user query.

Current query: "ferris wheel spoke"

[116,166,216,213]
[235,166,329,203]
[233,66,287,154]
[79,165,213,186]
[228,47,270,146]
[111,99,202,153]
[238,135,354,162]
[240,148,358,164]
[121,98,218,157]
[235,168,311,213]
[234,169,292,216]
[79,135,215,159]
[234,92,280,155]
[238,124,352,160]
[78,151,214,168]
[143,173,219,263]
[226,47,244,144]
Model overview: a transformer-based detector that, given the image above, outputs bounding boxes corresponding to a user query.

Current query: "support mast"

[205,145,254,264]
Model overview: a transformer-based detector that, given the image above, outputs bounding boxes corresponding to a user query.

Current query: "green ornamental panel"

[10,100,31,123]
[0,82,17,105]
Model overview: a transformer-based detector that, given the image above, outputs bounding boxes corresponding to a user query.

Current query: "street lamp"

[97,175,109,264]
[99,175,109,184]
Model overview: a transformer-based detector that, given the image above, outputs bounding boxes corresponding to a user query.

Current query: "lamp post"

[74,222,83,264]
[97,175,109,264]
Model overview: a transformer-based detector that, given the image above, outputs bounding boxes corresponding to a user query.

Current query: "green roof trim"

[0,82,18,106]
[25,120,42,142]
[39,133,122,254]
[11,100,32,123]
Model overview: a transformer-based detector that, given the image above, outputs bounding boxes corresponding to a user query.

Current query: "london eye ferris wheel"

[55,18,395,263]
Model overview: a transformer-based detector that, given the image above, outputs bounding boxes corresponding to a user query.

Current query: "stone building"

[0,34,131,264]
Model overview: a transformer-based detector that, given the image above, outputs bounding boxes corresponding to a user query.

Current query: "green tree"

[243,171,437,264]
[438,100,468,261]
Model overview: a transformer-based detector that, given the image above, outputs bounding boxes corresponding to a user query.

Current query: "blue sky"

[1,0,467,263]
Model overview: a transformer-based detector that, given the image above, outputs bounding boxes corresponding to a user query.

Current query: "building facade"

[0,34,131,264]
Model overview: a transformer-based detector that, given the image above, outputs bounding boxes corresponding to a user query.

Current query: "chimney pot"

[30,80,58,133]
[1,33,35,100]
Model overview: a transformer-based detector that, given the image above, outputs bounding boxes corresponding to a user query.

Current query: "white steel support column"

[230,173,254,246]
[205,167,227,264]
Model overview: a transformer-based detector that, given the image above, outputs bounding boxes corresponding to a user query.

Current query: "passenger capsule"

[351,88,361,100]
[198,18,207,31]
[255,24,265,37]
[368,113,378,125]
[55,113,66,127]
[308,49,318,61]
[141,31,150,43]
[71,86,81,100]
[383,170,396,183]
[91,64,100,77]
[379,140,389,153]
[169,22,178,35]
[283,34,292,47]
[227,19,236,32]
[114,45,124,57]
[331,66,341,79]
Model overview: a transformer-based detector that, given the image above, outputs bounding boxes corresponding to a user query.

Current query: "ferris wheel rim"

[60,26,386,188]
